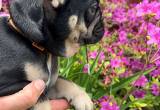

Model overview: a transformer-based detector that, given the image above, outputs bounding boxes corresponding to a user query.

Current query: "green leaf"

[90,49,102,74]
[92,87,107,99]
[93,62,104,78]
[109,68,156,93]
[60,57,75,77]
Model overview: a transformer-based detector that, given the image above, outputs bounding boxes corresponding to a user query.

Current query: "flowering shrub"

[1,0,160,110]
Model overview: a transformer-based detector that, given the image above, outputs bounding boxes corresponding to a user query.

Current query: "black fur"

[0,17,48,96]
[0,0,104,109]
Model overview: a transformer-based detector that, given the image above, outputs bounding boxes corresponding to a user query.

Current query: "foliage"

[1,0,160,110]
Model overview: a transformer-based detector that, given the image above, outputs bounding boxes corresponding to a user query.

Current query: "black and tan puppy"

[0,0,104,109]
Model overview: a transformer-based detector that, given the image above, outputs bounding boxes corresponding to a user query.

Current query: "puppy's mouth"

[65,41,80,57]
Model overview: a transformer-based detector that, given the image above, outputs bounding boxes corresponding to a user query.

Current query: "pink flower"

[150,68,160,78]
[99,52,105,62]
[138,22,148,35]
[133,75,148,87]
[155,60,160,66]
[112,8,127,23]
[99,96,120,110]
[83,64,90,73]
[88,51,105,63]
[121,57,129,65]
[100,102,120,110]
[118,30,128,43]
[104,30,109,37]
[106,47,114,53]
[130,59,144,71]
[136,1,160,19]
[120,71,132,78]
[89,51,98,59]
[151,84,160,96]
[110,58,122,68]
[132,90,146,98]
[147,23,160,45]
[104,76,111,85]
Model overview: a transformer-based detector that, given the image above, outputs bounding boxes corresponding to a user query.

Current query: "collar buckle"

[7,16,46,52]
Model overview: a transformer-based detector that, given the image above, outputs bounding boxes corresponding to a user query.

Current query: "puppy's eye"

[88,5,97,16]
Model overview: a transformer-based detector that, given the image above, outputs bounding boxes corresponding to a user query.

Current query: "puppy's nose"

[80,32,88,38]
[78,32,88,45]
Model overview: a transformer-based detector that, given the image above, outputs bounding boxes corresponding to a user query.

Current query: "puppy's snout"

[93,20,104,37]
[79,16,104,45]
[80,32,88,38]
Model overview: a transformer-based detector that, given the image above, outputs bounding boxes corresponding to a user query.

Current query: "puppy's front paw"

[71,91,93,110]
[51,0,65,8]
[53,78,94,110]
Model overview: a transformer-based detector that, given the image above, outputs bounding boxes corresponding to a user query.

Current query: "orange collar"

[7,16,46,52]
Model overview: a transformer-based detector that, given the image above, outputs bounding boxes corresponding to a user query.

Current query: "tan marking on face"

[51,0,64,8]
[24,63,48,82]
[34,101,51,110]
[65,16,89,57]
[68,15,87,33]
[69,15,78,29]
[65,25,81,57]
[65,40,80,57]
[77,21,88,33]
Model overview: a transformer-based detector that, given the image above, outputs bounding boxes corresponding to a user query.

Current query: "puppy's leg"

[31,101,51,110]
[51,0,65,8]
[48,78,93,110]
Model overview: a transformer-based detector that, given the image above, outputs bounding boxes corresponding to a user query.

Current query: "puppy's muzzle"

[79,10,104,45]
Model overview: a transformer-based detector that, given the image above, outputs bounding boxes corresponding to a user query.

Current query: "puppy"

[0,0,104,110]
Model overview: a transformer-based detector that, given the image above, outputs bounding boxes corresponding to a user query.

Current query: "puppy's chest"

[24,55,58,87]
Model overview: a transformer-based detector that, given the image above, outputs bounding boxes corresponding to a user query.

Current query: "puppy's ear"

[9,0,45,43]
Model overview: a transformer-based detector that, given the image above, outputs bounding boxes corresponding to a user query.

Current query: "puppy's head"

[44,0,104,57]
